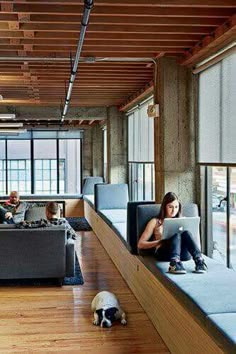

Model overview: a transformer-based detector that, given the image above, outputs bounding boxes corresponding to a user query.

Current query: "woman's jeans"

[156,231,201,262]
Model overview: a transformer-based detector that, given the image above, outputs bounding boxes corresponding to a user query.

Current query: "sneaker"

[194,258,207,273]
[168,260,186,274]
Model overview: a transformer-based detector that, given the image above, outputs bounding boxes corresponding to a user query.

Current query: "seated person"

[45,202,77,240]
[137,192,207,274]
[0,191,28,224]
[0,205,14,224]
[15,202,76,240]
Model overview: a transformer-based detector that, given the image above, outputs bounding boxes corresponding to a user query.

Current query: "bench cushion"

[83,195,95,208]
[206,313,236,353]
[154,257,236,317]
[98,209,127,225]
[82,176,103,195]
[112,222,127,241]
[95,184,129,211]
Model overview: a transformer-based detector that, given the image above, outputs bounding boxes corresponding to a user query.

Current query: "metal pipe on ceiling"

[0,57,155,63]
[61,0,94,123]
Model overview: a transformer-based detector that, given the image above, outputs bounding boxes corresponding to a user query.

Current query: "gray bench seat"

[136,204,236,354]
[111,222,127,242]
[140,255,236,353]
[94,183,129,246]
[83,194,95,207]
[98,209,127,225]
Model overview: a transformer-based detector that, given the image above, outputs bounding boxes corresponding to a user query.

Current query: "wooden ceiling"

[0,0,235,108]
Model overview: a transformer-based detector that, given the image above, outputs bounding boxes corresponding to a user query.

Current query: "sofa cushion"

[25,206,46,221]
[25,204,61,221]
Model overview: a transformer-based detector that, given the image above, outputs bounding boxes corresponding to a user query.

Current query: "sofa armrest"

[66,238,75,277]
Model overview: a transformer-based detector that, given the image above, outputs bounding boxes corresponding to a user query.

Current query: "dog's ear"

[95,309,103,323]
[105,307,119,322]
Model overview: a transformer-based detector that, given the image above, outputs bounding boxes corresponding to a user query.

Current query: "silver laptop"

[162,217,201,249]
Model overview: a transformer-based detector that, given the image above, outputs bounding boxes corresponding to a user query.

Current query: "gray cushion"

[98,209,127,225]
[154,257,236,317]
[182,203,199,217]
[25,206,46,221]
[82,176,103,195]
[112,222,127,241]
[206,313,236,353]
[127,201,155,254]
[83,195,95,207]
[95,184,129,211]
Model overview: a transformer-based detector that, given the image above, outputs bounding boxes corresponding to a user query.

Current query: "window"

[204,166,236,270]
[0,132,82,195]
[127,97,155,201]
[103,127,107,182]
[198,50,236,269]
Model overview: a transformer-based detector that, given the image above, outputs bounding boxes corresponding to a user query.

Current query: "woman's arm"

[137,218,162,250]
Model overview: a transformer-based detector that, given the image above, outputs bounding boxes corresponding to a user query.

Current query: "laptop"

[162,217,201,249]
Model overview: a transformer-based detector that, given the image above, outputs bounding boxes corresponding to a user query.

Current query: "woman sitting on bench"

[138,192,207,274]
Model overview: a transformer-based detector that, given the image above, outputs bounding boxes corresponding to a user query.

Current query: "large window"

[0,132,82,195]
[199,50,236,269]
[127,97,155,201]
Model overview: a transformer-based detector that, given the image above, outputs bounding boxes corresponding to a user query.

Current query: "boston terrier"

[91,291,127,328]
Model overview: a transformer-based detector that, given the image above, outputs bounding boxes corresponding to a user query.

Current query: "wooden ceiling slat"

[0,31,204,41]
[1,23,217,34]
[0,14,225,27]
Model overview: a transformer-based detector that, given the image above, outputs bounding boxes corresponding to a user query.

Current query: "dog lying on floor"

[91,291,127,328]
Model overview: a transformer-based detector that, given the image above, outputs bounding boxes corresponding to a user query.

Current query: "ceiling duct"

[61,0,94,123]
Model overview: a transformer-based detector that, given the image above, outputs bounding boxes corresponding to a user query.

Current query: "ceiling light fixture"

[0,129,26,135]
[0,123,23,128]
[0,113,16,119]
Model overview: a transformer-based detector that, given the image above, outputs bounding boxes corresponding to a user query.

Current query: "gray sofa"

[0,225,75,284]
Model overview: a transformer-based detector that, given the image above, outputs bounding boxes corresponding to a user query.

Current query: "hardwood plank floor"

[0,231,169,353]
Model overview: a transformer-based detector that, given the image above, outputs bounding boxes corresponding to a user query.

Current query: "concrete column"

[92,125,103,177]
[107,106,127,184]
[154,57,197,204]
[82,129,92,178]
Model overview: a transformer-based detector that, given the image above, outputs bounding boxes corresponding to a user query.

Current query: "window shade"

[198,51,236,164]
[128,98,154,162]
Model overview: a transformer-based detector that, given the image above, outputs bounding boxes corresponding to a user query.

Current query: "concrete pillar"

[82,129,92,178]
[107,106,127,184]
[92,125,103,177]
[154,57,197,204]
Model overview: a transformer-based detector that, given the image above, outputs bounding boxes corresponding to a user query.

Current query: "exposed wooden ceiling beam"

[182,14,236,65]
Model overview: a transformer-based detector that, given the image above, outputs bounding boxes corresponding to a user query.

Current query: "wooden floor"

[0,231,169,353]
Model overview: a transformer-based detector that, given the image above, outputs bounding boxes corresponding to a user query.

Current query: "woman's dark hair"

[158,192,182,220]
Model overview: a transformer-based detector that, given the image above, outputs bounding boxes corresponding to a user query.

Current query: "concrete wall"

[107,106,128,184]
[155,57,197,204]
